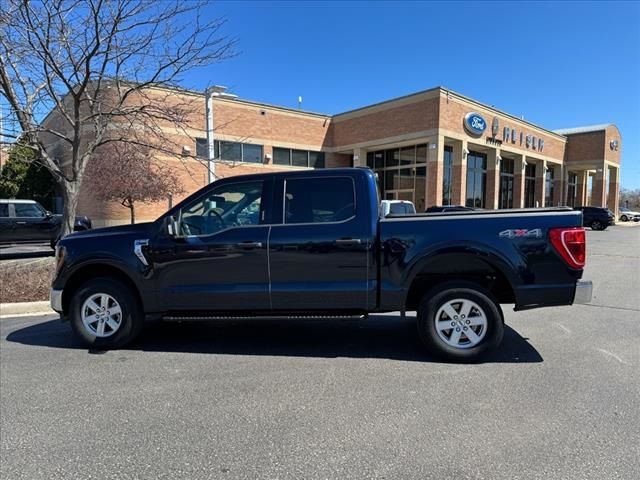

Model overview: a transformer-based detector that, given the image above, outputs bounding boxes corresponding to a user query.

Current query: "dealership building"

[59,85,622,226]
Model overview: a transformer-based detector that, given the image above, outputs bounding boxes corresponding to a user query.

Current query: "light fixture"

[463,147,470,159]
[496,154,502,166]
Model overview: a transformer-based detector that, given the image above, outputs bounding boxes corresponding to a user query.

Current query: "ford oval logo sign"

[463,112,487,136]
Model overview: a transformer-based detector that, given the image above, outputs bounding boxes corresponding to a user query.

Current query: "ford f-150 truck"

[50,168,592,361]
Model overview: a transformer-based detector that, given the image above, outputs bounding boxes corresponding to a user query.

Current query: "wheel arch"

[403,249,518,311]
[61,262,144,316]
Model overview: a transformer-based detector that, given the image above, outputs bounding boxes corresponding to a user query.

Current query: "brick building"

[42,85,622,226]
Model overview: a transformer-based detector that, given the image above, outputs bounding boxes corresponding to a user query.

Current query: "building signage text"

[464,113,546,152]
[502,125,545,152]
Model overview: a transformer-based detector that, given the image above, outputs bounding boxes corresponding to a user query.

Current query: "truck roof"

[0,199,39,204]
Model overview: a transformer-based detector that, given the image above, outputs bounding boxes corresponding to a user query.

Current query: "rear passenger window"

[284,177,355,224]
[0,204,8,217]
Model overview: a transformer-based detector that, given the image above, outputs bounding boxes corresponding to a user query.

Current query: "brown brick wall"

[564,131,605,164]
[330,97,440,147]
[604,125,621,164]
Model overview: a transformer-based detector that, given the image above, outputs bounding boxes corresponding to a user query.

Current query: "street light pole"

[205,87,216,184]
[204,85,238,184]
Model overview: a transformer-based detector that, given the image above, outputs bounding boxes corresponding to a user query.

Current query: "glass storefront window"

[465,151,487,208]
[399,146,415,166]
[567,172,577,207]
[369,142,428,208]
[499,158,514,209]
[545,168,555,207]
[442,146,453,206]
[524,164,536,208]
[385,149,399,168]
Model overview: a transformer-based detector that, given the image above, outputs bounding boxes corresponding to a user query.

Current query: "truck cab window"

[284,177,355,224]
[179,181,263,236]
[14,203,46,218]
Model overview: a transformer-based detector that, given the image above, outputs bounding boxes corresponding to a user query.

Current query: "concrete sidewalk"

[0,301,55,318]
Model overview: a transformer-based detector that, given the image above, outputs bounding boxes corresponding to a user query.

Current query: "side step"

[163,313,369,321]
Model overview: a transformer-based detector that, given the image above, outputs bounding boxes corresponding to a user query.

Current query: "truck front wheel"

[416,282,504,362]
[69,277,143,349]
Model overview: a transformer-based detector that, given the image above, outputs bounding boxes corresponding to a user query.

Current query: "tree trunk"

[60,181,80,238]
[129,200,135,224]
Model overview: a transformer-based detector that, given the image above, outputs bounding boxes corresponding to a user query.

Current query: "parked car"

[50,168,591,361]
[573,206,615,230]
[380,199,416,217]
[425,205,479,213]
[0,199,92,248]
[618,207,640,222]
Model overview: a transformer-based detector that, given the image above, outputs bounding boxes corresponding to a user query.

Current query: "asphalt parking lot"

[1,225,639,480]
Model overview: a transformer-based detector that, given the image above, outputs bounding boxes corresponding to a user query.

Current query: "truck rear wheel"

[416,282,504,362]
[69,277,143,349]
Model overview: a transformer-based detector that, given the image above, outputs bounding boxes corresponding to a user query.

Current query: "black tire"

[69,277,143,349]
[620,215,628,222]
[416,281,504,362]
[591,220,605,231]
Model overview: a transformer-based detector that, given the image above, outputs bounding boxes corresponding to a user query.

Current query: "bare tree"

[0,0,235,235]
[620,188,640,209]
[87,142,184,224]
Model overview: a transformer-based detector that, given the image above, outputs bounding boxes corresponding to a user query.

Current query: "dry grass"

[0,258,55,304]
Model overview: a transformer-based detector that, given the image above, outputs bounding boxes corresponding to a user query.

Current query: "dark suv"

[574,206,615,231]
[0,199,92,247]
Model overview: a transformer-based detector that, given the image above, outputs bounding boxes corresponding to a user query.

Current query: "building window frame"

[273,147,325,168]
[465,151,487,209]
[195,138,264,164]
[367,143,428,210]
[567,172,578,207]
[499,157,515,209]
[524,164,536,208]
[442,146,453,206]
[545,168,555,207]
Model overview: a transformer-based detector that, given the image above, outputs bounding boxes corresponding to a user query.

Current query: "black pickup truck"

[50,168,591,361]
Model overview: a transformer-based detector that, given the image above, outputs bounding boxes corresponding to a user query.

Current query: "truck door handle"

[335,238,362,246]
[236,241,263,249]
[15,221,27,225]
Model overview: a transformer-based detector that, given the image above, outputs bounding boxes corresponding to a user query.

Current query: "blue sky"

[185,1,640,188]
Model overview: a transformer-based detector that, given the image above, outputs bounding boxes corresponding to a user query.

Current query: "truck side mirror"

[165,215,179,238]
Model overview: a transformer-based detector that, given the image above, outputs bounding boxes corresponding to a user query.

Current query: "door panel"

[268,175,374,311]
[152,226,270,311]
[151,179,271,311]
[0,203,15,243]
[12,203,55,241]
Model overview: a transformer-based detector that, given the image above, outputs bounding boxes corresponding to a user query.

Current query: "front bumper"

[50,288,63,313]
[573,280,592,304]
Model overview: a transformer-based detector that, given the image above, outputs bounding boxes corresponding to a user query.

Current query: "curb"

[0,301,55,318]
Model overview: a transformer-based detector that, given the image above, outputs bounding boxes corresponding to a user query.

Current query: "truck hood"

[64,222,154,240]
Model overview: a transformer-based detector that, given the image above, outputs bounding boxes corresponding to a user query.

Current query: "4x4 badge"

[499,228,542,239]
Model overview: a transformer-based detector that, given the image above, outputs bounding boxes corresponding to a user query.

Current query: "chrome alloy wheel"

[81,293,123,338]
[434,299,488,349]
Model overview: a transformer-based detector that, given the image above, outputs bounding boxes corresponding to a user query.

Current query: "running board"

[162,313,368,321]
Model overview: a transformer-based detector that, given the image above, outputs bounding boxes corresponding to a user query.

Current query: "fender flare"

[401,241,522,303]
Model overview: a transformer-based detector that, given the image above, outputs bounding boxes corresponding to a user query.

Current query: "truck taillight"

[549,227,586,269]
